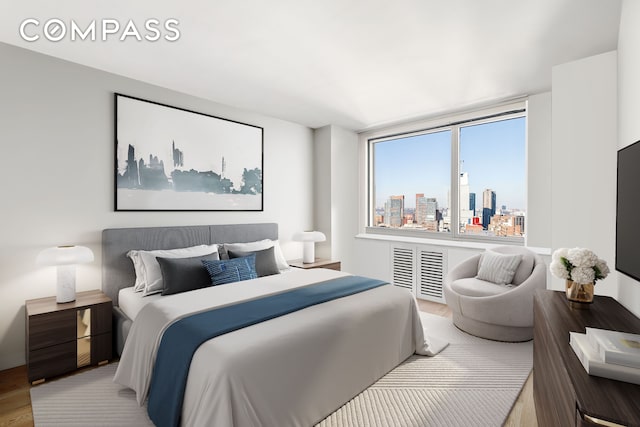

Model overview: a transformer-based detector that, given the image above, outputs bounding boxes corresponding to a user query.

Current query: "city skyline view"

[373,116,526,212]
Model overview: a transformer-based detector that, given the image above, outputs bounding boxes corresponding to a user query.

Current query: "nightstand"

[26,289,112,384]
[288,258,341,271]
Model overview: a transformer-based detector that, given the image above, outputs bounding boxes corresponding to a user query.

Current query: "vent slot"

[417,249,445,303]
[391,247,415,291]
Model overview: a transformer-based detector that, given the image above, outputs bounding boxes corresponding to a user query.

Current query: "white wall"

[313,126,332,259]
[313,125,359,271]
[550,51,618,296]
[526,93,552,249]
[617,0,640,315]
[0,42,315,370]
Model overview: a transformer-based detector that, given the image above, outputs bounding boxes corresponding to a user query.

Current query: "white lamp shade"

[37,245,94,266]
[292,231,326,263]
[37,246,94,303]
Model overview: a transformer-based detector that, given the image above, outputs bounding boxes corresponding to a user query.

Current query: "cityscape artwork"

[114,93,263,211]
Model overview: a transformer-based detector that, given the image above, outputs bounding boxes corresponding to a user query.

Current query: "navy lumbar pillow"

[157,252,220,296]
[227,246,279,277]
[202,254,258,286]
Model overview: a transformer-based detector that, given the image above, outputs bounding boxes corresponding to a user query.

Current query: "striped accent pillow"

[202,254,258,286]
[476,251,523,285]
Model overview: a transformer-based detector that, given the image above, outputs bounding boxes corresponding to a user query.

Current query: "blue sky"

[373,116,526,211]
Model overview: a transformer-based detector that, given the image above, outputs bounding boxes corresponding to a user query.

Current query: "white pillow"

[223,239,289,272]
[127,250,146,292]
[476,251,523,286]
[128,244,219,296]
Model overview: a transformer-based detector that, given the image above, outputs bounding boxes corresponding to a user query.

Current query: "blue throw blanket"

[147,275,388,427]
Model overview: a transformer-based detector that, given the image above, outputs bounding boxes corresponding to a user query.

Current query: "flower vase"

[565,279,594,309]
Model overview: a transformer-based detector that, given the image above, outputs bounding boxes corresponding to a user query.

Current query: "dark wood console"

[533,290,640,426]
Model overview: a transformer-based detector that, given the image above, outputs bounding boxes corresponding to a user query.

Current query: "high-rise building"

[415,193,427,225]
[459,172,474,228]
[426,197,437,221]
[421,196,440,232]
[514,215,525,234]
[482,208,492,230]
[469,193,476,216]
[385,195,404,227]
[482,189,496,227]
[483,188,496,212]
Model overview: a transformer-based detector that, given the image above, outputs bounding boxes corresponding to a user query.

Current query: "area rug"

[30,312,532,427]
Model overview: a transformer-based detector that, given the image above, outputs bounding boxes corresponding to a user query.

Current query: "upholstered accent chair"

[443,246,547,342]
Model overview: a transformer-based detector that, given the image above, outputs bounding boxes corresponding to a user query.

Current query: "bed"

[103,223,446,427]
[103,223,282,354]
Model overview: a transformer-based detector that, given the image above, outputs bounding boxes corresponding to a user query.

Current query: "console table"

[533,290,640,426]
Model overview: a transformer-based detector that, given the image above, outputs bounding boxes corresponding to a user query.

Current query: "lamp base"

[302,242,315,264]
[56,265,76,303]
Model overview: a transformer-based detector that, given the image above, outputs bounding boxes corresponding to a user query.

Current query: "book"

[570,332,640,385]
[586,327,640,369]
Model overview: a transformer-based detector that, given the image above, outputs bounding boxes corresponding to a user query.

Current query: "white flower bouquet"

[550,247,610,285]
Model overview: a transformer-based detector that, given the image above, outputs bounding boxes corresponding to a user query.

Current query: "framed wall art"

[114,93,263,211]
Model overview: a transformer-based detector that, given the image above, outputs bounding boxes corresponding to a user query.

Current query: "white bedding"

[114,269,448,426]
[117,269,297,320]
[118,286,162,320]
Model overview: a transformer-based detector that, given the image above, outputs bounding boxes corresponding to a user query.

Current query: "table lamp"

[292,231,326,263]
[37,245,94,303]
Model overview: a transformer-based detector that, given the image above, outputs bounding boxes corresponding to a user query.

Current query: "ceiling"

[0,0,622,131]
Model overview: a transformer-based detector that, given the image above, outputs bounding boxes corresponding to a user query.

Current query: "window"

[368,104,526,242]
[458,117,526,238]
[372,130,451,233]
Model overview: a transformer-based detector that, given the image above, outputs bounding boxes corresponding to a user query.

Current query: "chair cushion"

[513,254,534,285]
[491,247,536,285]
[450,277,514,298]
[476,251,522,285]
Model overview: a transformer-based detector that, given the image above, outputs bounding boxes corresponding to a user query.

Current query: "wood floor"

[0,364,32,427]
[0,300,537,427]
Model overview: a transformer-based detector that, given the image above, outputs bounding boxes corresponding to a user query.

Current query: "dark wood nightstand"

[26,290,112,384]
[288,258,341,271]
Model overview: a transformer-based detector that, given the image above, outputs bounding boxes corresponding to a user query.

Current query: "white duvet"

[114,269,447,427]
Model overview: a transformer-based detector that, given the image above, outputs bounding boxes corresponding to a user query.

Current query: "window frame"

[365,101,527,245]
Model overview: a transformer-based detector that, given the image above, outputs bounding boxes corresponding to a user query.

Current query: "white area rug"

[30,312,532,426]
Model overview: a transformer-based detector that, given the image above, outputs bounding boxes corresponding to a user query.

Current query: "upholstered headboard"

[102,223,278,305]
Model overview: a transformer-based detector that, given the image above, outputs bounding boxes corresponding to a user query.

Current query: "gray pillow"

[491,247,535,285]
[157,252,220,296]
[476,251,522,286]
[227,246,280,277]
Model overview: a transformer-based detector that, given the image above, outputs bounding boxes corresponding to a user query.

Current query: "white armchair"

[443,246,547,342]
